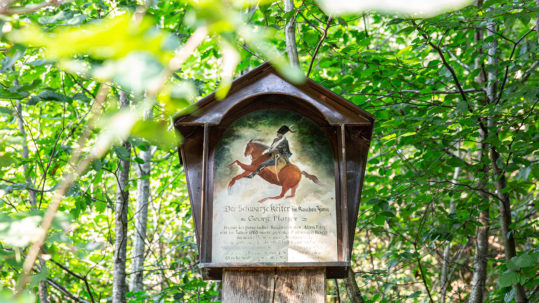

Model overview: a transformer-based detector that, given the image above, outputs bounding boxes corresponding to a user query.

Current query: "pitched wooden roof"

[175,62,374,126]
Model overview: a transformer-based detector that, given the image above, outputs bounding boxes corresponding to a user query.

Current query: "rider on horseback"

[247,125,294,178]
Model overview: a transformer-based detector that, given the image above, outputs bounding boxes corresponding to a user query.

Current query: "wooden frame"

[175,63,374,280]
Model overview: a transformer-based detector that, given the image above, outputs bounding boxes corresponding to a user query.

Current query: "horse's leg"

[228,171,252,188]
[258,185,290,203]
[285,184,298,199]
[228,160,239,167]
[231,161,256,172]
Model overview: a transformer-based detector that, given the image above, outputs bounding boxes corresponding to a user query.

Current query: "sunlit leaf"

[9,14,175,64]
[317,0,472,17]
[131,119,182,150]
[157,82,198,116]
[216,39,240,99]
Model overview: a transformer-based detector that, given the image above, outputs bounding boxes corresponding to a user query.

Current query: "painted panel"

[212,109,337,263]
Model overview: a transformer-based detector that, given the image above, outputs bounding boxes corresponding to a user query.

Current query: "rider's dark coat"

[266,136,292,162]
[251,135,292,175]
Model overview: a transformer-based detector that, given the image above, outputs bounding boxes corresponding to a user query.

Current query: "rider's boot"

[246,166,263,178]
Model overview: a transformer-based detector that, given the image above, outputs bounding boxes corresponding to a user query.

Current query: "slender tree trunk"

[37,259,49,303]
[468,130,490,303]
[284,0,299,67]
[14,76,49,303]
[489,143,528,303]
[469,4,490,300]
[440,163,460,303]
[344,268,365,303]
[15,102,38,207]
[130,109,152,294]
[113,90,131,303]
[536,0,539,45]
[485,16,528,303]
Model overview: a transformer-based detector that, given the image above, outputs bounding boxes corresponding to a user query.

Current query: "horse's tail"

[301,171,321,185]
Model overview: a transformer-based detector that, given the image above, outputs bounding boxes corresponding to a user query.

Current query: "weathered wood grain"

[222,268,326,303]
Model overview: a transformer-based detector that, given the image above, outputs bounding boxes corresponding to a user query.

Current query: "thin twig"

[49,258,96,303]
[495,28,535,104]
[427,180,499,201]
[0,178,53,193]
[307,17,332,77]
[447,50,471,71]
[413,243,434,303]
[412,20,489,134]
[46,278,90,303]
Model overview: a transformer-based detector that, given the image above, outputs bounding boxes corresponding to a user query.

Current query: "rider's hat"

[277,125,294,134]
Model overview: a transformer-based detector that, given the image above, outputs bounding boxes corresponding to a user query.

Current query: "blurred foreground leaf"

[131,119,182,150]
[316,0,472,17]
[9,14,176,63]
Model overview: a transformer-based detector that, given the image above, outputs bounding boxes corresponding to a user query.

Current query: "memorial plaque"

[175,62,375,279]
[212,109,338,263]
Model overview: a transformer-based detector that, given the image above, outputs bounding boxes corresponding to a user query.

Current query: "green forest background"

[0,0,537,302]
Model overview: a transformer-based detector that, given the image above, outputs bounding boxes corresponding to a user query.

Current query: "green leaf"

[513,254,535,269]
[0,107,13,115]
[92,159,103,171]
[374,214,385,225]
[407,291,421,298]
[447,157,466,167]
[131,120,182,150]
[388,18,405,25]
[19,79,42,91]
[37,11,74,24]
[506,259,520,271]
[0,154,16,168]
[38,90,70,102]
[455,100,468,114]
[0,45,25,72]
[72,93,91,103]
[113,145,131,161]
[498,271,520,288]
[26,96,40,105]
[104,52,165,94]
[95,200,107,213]
[0,90,29,99]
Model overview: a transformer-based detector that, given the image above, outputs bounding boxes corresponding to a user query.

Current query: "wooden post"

[222,268,326,303]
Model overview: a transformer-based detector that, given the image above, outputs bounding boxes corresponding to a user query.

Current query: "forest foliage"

[0,0,537,302]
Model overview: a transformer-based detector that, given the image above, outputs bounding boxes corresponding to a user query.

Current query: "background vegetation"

[0,0,537,302]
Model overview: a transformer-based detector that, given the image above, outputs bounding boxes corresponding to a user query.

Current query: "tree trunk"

[485,15,528,303]
[113,90,131,303]
[489,142,528,303]
[536,0,539,45]
[468,129,490,303]
[469,4,490,300]
[284,0,299,67]
[440,164,460,303]
[15,101,37,208]
[15,79,48,303]
[344,268,365,303]
[130,109,152,294]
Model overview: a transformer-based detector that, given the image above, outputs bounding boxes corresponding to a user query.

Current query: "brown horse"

[228,139,321,203]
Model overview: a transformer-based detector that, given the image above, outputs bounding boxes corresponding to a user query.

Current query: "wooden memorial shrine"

[174,62,374,298]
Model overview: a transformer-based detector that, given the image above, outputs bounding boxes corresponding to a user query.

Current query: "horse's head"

[244,139,254,157]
